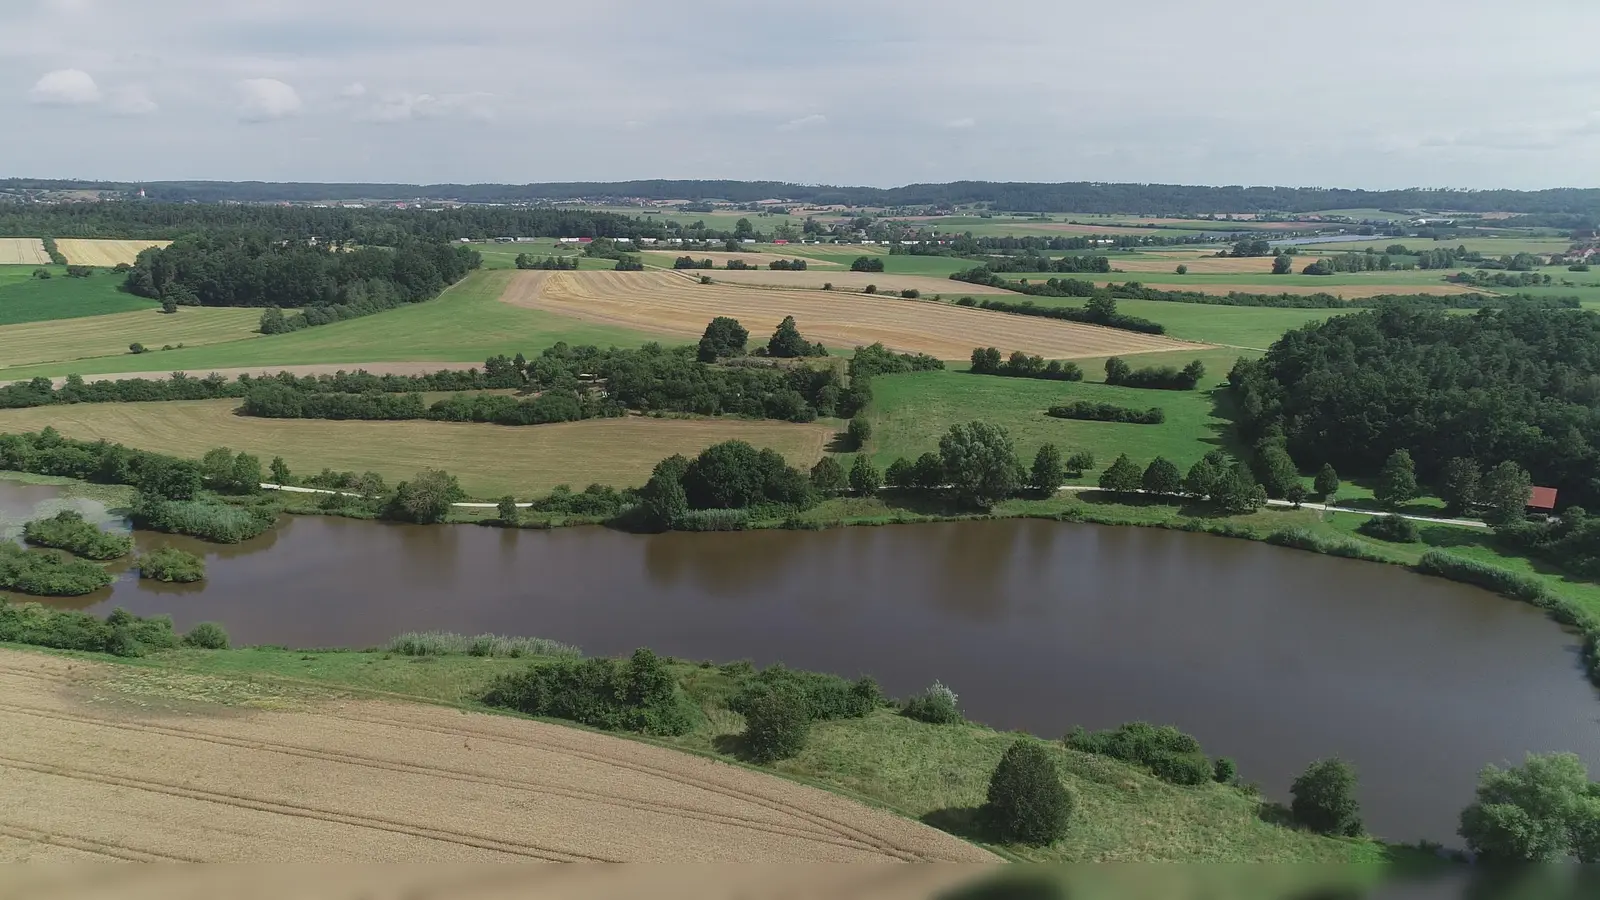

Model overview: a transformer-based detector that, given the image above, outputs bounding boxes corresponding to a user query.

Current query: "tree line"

[968,347,1084,382]
[952,291,1167,335]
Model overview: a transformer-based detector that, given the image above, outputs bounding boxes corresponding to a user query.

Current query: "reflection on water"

[1,479,1597,843]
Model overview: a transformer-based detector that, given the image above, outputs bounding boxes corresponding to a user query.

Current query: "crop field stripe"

[0,699,884,857]
[55,240,171,267]
[502,270,1204,361]
[0,239,50,266]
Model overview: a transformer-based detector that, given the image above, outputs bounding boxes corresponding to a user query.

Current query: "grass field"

[0,270,158,326]
[55,239,170,267]
[469,242,613,271]
[512,271,1202,361]
[977,295,1347,349]
[0,238,49,266]
[861,348,1246,475]
[0,306,262,374]
[0,401,835,496]
[0,270,663,381]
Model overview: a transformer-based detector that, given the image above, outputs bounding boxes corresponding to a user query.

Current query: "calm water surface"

[6,482,1597,843]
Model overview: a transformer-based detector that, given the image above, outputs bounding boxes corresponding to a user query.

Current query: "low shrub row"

[0,599,196,656]
[1265,527,1388,562]
[1065,722,1231,787]
[482,648,700,735]
[969,347,1083,382]
[22,510,133,560]
[1047,401,1165,425]
[387,630,580,659]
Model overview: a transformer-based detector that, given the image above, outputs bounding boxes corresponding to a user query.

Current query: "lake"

[4,481,1597,843]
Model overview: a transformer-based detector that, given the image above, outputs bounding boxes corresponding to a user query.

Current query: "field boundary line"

[0,820,203,862]
[0,753,612,862]
[0,699,885,855]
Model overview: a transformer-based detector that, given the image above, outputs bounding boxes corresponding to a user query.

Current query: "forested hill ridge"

[8,177,1600,216]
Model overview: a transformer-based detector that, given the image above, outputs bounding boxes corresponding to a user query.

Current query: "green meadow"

[0,267,156,326]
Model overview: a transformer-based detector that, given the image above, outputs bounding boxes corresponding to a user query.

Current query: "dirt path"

[0,650,993,863]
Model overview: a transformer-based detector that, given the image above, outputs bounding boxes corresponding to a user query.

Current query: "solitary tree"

[1031,444,1065,495]
[1313,463,1341,499]
[766,316,813,358]
[849,455,882,497]
[640,455,690,530]
[389,469,465,524]
[1099,454,1144,493]
[939,421,1022,509]
[1104,357,1132,385]
[1459,752,1600,862]
[1435,458,1481,516]
[1271,253,1293,274]
[269,456,291,486]
[1284,483,1308,508]
[969,346,1003,374]
[1255,443,1301,499]
[1374,450,1418,507]
[1481,461,1533,526]
[696,316,748,362]
[1175,264,1188,275]
[1212,464,1268,513]
[497,495,521,526]
[810,456,847,493]
[846,416,872,451]
[1065,450,1096,477]
[885,457,915,489]
[984,739,1074,846]
[1291,758,1363,837]
[1142,457,1183,496]
[229,452,262,495]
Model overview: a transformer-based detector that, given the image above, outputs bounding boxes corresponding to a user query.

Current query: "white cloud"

[778,113,826,131]
[339,82,367,99]
[108,85,157,116]
[944,117,976,129]
[30,69,101,106]
[237,78,302,122]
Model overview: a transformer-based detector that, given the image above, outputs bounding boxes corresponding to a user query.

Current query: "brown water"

[5,482,1598,844]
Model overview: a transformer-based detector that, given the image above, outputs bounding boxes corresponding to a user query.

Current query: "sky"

[8,0,1600,190]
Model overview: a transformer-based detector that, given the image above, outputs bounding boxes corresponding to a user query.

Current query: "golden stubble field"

[0,650,991,863]
[0,400,835,496]
[0,238,50,266]
[504,271,1204,361]
[56,239,171,267]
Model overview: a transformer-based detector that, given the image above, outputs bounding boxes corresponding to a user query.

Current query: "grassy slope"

[0,270,665,380]
[0,269,156,326]
[863,349,1245,475]
[953,295,1342,348]
[25,642,1389,863]
[0,307,263,375]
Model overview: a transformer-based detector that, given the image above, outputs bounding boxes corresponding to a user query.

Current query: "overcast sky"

[8,0,1600,190]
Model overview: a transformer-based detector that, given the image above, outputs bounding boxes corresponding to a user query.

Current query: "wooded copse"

[968,347,1084,382]
[1229,304,1600,510]
[952,292,1167,335]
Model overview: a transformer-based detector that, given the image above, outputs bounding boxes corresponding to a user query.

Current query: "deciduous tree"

[939,421,1021,509]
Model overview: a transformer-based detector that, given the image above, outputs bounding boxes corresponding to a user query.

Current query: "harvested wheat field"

[0,400,834,496]
[56,239,171,267]
[1113,254,1288,274]
[695,269,1011,296]
[0,650,991,862]
[1090,279,1477,298]
[641,251,840,269]
[502,271,1201,361]
[0,238,50,266]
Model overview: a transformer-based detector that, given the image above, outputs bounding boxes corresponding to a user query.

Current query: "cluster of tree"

[978,254,1111,274]
[0,542,114,596]
[513,253,578,270]
[724,258,753,270]
[1047,401,1165,425]
[40,236,67,264]
[673,256,715,269]
[1448,270,1552,288]
[1228,305,1600,508]
[1222,239,1274,257]
[1498,508,1600,578]
[124,233,480,312]
[241,384,613,426]
[762,316,827,358]
[23,178,1600,217]
[135,546,206,583]
[968,347,1083,381]
[1300,253,1398,275]
[768,258,808,270]
[1104,357,1206,390]
[613,256,644,271]
[22,510,132,560]
[1089,448,1269,513]
[0,598,199,657]
[634,441,816,530]
[0,429,209,500]
[952,291,1166,335]
[850,256,885,272]
[482,648,699,736]
[1415,246,1485,270]
[0,367,508,412]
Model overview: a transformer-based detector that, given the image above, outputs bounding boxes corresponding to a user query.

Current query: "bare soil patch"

[0,649,992,863]
[501,271,1200,361]
[0,239,50,266]
[56,240,172,268]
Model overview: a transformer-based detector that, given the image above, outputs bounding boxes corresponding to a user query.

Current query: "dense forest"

[122,234,479,322]
[1229,305,1600,507]
[10,178,1600,216]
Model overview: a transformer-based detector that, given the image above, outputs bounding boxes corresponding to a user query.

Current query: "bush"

[1290,758,1363,836]
[133,495,276,543]
[1357,514,1419,543]
[741,688,811,762]
[22,510,133,560]
[727,664,882,721]
[900,288,920,299]
[901,680,963,724]
[482,648,699,735]
[129,342,147,354]
[1065,722,1214,786]
[0,599,176,656]
[673,508,750,531]
[182,621,231,650]
[135,546,206,582]
[387,630,579,658]
[0,543,114,596]
[1046,401,1164,425]
[1213,757,1237,784]
[985,740,1074,846]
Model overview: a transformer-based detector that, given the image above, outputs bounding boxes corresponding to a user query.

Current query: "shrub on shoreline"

[0,544,113,596]
[135,546,206,583]
[23,510,133,560]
